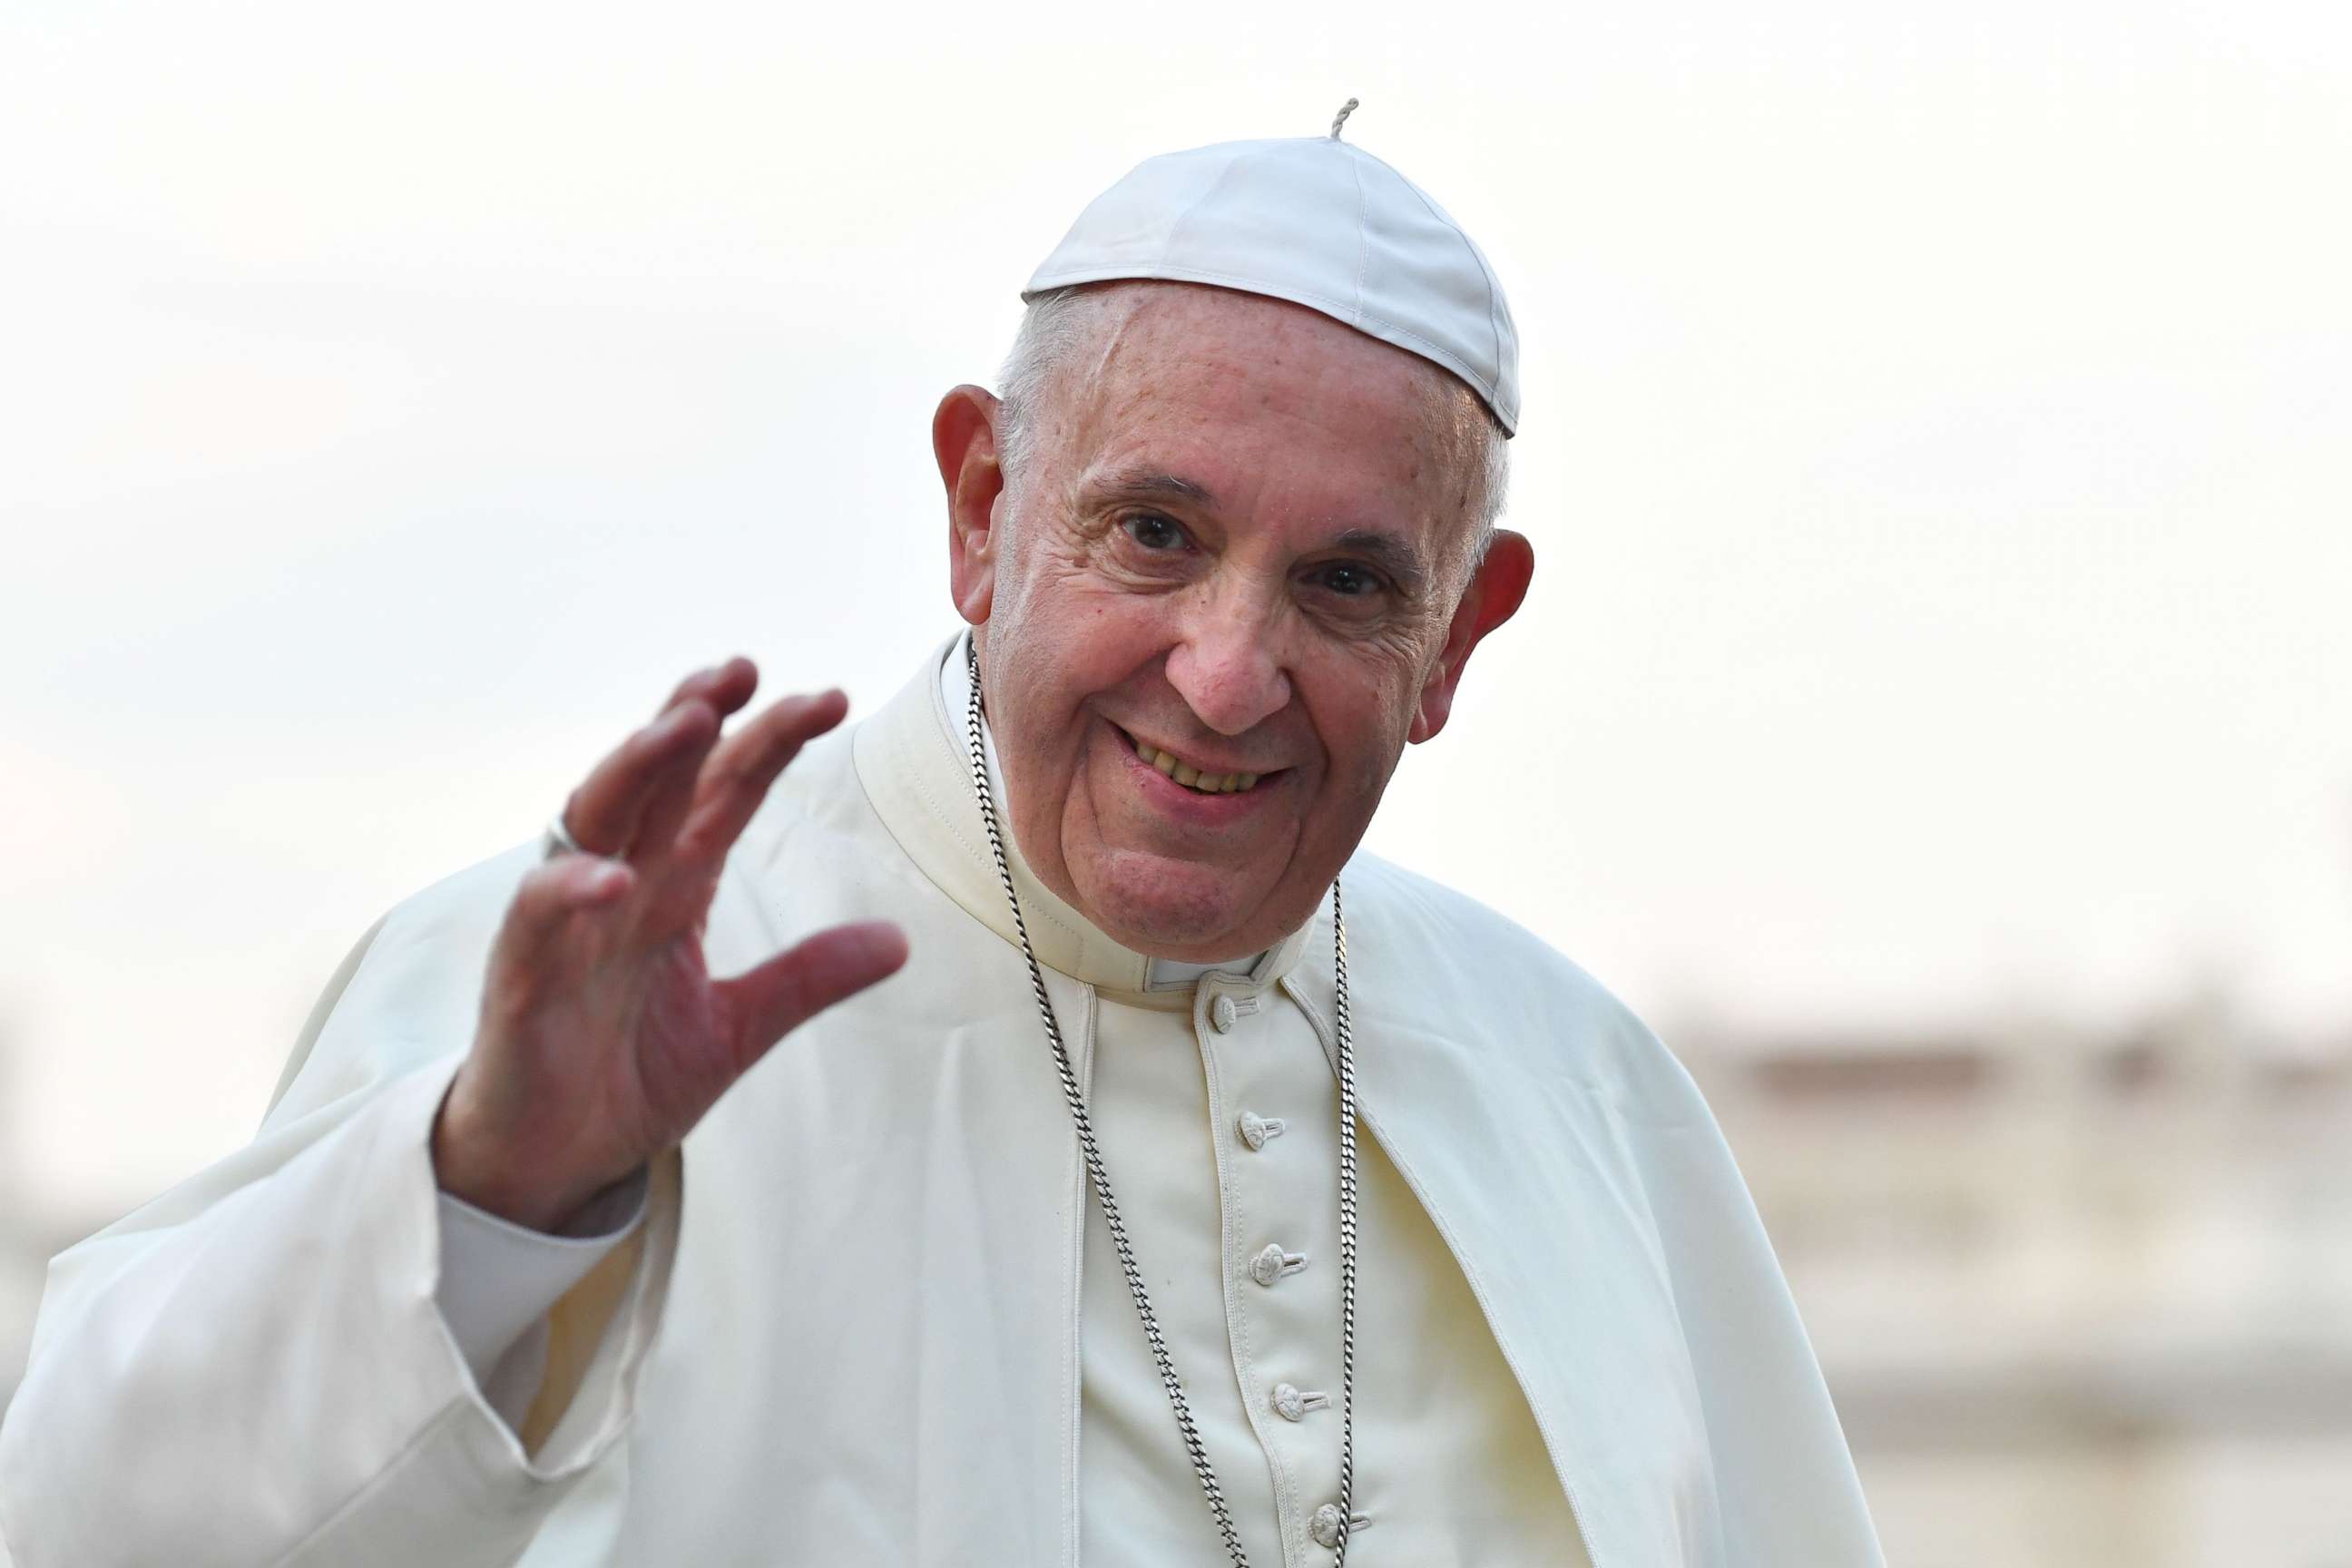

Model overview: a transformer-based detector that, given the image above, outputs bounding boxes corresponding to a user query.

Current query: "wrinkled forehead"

[1046,282,1483,524]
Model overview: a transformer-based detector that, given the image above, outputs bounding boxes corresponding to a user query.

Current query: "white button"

[1309,1504,1369,1549]
[1249,1243,1308,1287]
[1237,1111,1288,1151]
[1271,1382,1329,1422]
[1210,994,1240,1033]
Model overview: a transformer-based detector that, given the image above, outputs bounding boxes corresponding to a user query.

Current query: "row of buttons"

[1214,985,1364,1554]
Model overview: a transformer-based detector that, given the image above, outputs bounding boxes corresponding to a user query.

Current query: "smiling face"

[936,281,1533,962]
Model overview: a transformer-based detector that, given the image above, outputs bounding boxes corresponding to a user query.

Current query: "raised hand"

[431,659,910,1232]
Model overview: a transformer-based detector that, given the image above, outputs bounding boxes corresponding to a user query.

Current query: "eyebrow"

[1087,466,1217,509]
[1083,466,1434,598]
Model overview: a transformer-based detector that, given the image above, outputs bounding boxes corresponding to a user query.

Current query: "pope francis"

[0,118,1884,1567]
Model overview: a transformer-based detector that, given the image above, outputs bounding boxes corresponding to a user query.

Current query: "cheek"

[1305,664,1423,805]
[1022,583,1176,690]
[1332,732,1395,804]
[991,585,1172,778]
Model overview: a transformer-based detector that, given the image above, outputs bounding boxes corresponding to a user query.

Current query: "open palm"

[432,660,908,1233]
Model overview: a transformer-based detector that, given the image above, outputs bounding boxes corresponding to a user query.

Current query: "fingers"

[561,658,758,858]
[672,690,851,864]
[717,920,909,1070]
[622,704,730,868]
[564,699,721,857]
[488,854,638,1003]
[561,661,848,878]
[654,657,758,724]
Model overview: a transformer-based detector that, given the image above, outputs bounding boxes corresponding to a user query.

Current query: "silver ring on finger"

[543,813,590,861]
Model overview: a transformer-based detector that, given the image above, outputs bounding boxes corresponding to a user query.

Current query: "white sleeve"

[435,1175,646,1429]
[0,850,683,1568]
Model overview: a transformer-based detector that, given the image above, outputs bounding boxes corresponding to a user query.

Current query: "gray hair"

[995,285,1511,582]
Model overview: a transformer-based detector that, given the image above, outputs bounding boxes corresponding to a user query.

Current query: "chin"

[1078,852,1271,962]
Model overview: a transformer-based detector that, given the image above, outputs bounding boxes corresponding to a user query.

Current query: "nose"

[1164,596,1293,737]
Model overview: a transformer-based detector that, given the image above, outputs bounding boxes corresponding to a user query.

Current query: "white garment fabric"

[0,635,1884,1568]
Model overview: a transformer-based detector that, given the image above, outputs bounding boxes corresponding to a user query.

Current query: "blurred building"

[1682,990,2352,1568]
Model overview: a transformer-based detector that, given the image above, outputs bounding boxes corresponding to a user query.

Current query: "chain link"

[1330,874,1359,1558]
[965,640,1358,1566]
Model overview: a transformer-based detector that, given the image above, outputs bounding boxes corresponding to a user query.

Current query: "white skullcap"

[1023,107,1520,436]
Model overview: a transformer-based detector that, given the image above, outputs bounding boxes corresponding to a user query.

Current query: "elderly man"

[0,120,1881,1566]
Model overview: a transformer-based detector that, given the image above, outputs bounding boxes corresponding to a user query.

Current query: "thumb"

[717,920,910,1070]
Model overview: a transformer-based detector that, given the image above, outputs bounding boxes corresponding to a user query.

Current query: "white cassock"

[0,634,1884,1568]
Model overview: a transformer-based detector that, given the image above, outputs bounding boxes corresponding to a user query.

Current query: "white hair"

[995,284,1511,581]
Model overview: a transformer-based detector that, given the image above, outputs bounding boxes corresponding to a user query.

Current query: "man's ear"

[1410,528,1534,744]
[934,384,1004,626]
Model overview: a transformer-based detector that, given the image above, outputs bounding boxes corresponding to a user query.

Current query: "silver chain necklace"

[965,640,1361,1565]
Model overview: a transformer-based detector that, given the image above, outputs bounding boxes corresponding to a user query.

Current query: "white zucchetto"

[1024,115,1521,436]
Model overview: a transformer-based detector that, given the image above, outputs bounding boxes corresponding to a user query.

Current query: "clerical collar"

[849,629,1300,1000]
[1136,953,1259,993]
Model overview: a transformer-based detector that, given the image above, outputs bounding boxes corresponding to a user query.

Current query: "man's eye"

[1314,562,1384,598]
[1122,513,1185,551]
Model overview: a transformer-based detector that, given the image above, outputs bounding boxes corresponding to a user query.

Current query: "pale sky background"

[2,0,2346,1223]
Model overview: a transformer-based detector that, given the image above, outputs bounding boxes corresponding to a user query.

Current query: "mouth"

[1114,725,1279,797]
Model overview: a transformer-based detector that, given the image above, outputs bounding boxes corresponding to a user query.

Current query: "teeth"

[1129,735,1265,795]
